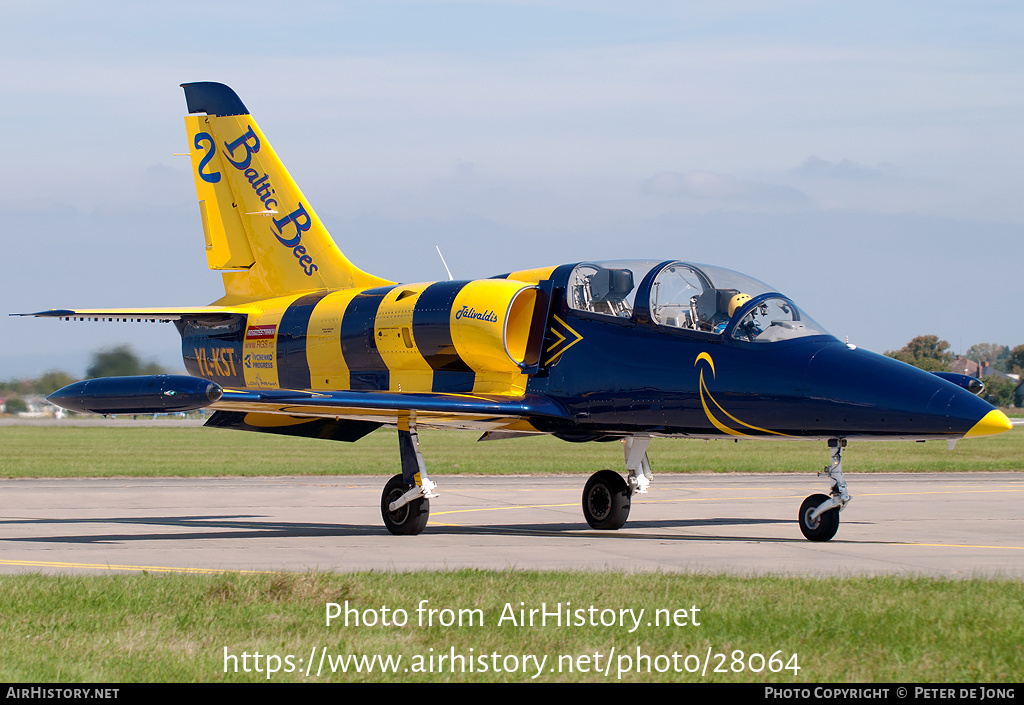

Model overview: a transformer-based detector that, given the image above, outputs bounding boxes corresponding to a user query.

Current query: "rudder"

[182,82,391,304]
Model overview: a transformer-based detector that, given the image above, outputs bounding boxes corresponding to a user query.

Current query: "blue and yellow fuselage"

[174,260,1009,443]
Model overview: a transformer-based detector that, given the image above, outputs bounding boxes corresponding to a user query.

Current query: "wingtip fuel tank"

[47,375,223,415]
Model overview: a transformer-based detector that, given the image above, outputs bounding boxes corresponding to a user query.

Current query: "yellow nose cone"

[964,409,1014,438]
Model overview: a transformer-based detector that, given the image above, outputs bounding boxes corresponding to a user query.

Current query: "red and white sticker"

[245,325,278,340]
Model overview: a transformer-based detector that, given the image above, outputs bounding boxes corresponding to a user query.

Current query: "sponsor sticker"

[246,325,278,340]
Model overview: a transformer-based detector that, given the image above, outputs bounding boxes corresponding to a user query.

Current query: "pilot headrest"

[589,268,634,303]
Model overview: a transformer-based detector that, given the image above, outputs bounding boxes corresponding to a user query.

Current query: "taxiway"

[1,473,1021,578]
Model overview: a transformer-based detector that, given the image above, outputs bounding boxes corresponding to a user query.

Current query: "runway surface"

[1,473,1021,578]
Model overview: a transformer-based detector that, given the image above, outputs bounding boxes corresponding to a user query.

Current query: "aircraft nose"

[938,380,1013,438]
[965,409,1013,438]
[802,344,1013,439]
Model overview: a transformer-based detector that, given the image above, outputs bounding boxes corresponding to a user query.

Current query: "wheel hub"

[588,486,611,520]
[386,489,409,524]
[802,507,820,530]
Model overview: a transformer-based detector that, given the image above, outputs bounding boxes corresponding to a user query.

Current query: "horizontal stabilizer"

[13,306,238,322]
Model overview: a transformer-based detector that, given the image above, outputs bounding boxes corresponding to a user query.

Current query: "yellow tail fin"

[182,82,392,303]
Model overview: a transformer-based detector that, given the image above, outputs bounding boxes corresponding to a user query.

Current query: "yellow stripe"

[238,297,290,389]
[0,559,279,575]
[374,283,434,392]
[505,265,557,283]
[306,289,359,390]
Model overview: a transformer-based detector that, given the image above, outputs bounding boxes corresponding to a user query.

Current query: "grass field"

[1,424,1022,477]
[0,570,1021,682]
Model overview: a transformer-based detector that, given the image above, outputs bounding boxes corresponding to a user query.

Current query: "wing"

[44,373,570,438]
[209,388,569,435]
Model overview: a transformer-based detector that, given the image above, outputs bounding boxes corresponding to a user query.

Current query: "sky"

[2,0,1022,378]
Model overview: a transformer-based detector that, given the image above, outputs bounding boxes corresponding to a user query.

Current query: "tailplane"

[182,82,391,304]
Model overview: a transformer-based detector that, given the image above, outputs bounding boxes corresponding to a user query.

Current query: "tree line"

[1,346,165,413]
[885,336,1023,407]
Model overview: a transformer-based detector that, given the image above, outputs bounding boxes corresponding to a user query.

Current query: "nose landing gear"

[798,438,851,542]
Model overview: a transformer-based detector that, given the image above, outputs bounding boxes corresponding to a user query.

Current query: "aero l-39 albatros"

[21,82,1013,541]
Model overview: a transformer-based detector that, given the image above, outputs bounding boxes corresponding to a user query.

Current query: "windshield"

[566,259,831,342]
[728,295,831,343]
[653,261,829,341]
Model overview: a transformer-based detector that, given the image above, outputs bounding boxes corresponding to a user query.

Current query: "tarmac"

[1,472,1021,578]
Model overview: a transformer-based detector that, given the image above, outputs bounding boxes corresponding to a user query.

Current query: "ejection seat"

[693,287,739,332]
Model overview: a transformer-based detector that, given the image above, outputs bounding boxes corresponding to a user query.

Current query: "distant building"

[952,356,981,377]
[952,356,1018,382]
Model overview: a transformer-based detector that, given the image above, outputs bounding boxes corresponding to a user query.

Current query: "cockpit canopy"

[567,260,831,343]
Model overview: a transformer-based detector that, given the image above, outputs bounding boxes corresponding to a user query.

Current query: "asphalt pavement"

[1,473,1021,577]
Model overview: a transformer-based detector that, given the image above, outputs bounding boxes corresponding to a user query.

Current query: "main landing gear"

[378,427,852,541]
[576,435,854,541]
[380,419,437,535]
[581,436,653,530]
[798,438,852,542]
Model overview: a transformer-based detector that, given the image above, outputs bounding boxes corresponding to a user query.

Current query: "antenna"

[435,246,454,281]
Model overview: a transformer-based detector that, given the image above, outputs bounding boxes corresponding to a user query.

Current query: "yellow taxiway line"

[0,559,277,575]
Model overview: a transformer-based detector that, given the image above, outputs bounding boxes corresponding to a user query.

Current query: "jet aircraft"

[22,82,1013,541]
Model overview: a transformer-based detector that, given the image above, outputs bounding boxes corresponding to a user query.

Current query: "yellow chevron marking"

[544,315,583,365]
[546,327,566,353]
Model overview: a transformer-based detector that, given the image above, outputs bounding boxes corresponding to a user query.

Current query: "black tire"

[381,474,429,535]
[582,470,631,530]
[798,493,839,542]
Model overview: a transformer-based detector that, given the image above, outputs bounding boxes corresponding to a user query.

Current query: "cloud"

[641,170,813,208]
[794,156,897,180]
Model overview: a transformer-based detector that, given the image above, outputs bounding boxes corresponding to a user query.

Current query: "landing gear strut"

[798,438,852,542]
[581,435,652,530]
[380,417,437,535]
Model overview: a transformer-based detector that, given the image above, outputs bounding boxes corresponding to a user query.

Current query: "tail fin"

[182,82,392,304]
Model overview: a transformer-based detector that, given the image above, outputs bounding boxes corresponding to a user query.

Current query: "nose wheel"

[798,493,839,541]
